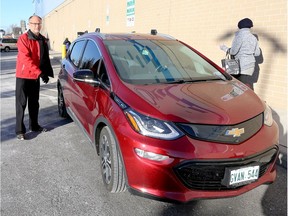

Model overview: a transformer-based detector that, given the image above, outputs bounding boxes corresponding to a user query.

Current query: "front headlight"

[264,103,273,126]
[125,109,183,140]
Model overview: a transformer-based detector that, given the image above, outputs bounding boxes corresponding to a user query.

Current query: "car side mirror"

[73,69,100,85]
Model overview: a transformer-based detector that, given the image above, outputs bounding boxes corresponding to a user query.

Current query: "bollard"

[62,44,66,59]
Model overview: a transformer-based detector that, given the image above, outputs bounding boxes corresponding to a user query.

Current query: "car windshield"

[104,39,220,84]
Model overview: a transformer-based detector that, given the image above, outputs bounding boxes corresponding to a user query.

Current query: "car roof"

[80,32,176,41]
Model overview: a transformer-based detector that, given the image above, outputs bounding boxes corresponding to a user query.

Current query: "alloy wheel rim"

[101,134,112,184]
[58,89,64,112]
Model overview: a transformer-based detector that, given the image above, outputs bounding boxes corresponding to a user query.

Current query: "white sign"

[126,0,135,27]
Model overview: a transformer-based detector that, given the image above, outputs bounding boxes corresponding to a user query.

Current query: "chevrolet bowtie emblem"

[225,128,245,137]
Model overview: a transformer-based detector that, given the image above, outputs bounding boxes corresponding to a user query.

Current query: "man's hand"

[41,75,49,84]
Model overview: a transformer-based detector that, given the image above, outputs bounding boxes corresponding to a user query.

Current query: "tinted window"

[80,40,101,70]
[98,61,110,87]
[70,40,86,67]
[2,38,17,43]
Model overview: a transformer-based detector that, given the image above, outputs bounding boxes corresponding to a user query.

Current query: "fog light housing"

[135,148,169,161]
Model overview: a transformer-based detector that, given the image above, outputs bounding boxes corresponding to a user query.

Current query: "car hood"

[119,80,264,125]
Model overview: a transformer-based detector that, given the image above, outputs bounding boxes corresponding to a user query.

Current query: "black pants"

[15,78,40,135]
[233,74,254,90]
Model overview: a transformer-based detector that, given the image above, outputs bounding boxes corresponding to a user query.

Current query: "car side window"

[69,40,86,67]
[98,61,110,87]
[2,39,16,43]
[80,40,101,71]
[80,40,111,87]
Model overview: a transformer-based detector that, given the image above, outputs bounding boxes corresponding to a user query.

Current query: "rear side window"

[69,40,86,67]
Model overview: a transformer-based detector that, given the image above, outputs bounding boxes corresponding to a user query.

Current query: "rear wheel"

[99,126,126,193]
[57,84,68,118]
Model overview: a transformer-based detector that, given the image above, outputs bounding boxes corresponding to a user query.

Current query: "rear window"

[104,39,220,84]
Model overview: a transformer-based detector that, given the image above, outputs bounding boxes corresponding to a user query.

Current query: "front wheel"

[99,126,126,193]
[57,84,68,118]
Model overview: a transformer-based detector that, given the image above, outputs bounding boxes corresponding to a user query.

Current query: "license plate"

[222,165,260,187]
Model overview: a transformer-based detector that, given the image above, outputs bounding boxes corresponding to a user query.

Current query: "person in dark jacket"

[63,37,71,51]
[15,15,54,140]
[220,18,261,89]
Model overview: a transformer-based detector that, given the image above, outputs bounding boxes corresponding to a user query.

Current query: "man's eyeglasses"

[29,23,42,26]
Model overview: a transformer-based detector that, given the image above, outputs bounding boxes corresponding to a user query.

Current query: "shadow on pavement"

[261,165,287,216]
[1,104,72,142]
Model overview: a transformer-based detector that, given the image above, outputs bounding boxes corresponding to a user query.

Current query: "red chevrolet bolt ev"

[57,30,279,203]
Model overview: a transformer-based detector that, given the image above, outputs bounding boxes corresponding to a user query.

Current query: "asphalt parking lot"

[1,51,287,216]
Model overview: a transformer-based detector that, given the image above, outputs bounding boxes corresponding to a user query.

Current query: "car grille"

[176,113,263,144]
[174,147,279,190]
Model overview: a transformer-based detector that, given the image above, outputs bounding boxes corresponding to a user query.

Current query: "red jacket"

[16,31,53,79]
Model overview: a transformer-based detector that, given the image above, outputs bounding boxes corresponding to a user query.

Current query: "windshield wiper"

[167,78,222,84]
[166,79,186,84]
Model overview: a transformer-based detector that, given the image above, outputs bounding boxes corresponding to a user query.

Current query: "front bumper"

[127,146,279,203]
[174,147,279,191]
[115,119,279,203]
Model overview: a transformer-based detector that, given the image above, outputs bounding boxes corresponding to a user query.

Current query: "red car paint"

[57,32,279,203]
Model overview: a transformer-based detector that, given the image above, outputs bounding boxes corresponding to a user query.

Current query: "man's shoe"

[31,126,47,132]
[17,134,25,140]
[38,127,47,132]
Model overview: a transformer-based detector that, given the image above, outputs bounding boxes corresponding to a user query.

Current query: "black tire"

[99,126,126,193]
[57,84,68,118]
[4,47,10,52]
